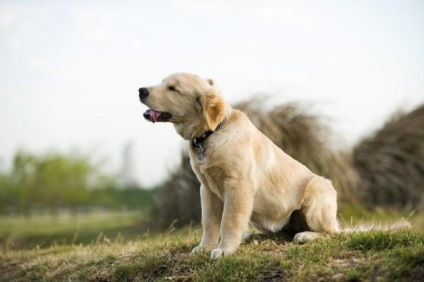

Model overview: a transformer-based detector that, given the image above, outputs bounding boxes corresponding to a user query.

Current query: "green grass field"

[0,211,145,250]
[1,210,423,281]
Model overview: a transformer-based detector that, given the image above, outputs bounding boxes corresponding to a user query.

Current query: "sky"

[0,0,423,187]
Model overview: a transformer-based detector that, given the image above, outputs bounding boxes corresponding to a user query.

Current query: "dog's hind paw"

[293,231,322,242]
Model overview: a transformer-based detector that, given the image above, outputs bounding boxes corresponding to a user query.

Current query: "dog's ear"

[198,92,225,131]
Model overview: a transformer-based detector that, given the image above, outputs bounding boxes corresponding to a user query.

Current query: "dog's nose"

[139,87,149,100]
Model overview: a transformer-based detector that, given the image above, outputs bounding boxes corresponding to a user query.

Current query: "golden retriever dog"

[139,73,339,259]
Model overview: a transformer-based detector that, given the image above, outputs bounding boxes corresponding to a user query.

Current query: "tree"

[0,150,95,215]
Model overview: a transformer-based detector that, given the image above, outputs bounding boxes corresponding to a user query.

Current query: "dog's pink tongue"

[148,109,161,123]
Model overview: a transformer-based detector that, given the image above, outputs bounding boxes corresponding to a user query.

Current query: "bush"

[149,99,424,230]
[353,103,424,210]
[0,150,156,215]
[150,152,200,229]
[236,98,359,204]
[149,98,360,229]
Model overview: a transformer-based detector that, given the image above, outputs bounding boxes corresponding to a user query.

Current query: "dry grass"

[150,153,201,229]
[150,98,424,229]
[353,103,424,210]
[151,98,360,229]
[236,98,360,204]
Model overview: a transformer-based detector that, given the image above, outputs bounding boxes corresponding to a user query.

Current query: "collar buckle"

[191,119,226,160]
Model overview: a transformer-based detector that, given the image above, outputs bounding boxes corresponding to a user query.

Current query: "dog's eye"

[168,86,177,91]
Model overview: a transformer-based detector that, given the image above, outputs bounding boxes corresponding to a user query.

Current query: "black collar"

[192,119,226,160]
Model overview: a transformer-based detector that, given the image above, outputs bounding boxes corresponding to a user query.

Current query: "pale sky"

[1,0,423,187]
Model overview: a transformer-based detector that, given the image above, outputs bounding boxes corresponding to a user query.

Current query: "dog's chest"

[203,173,225,200]
[197,164,226,200]
[189,152,226,200]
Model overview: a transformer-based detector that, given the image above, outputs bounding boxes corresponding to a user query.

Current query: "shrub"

[353,104,424,209]
[149,98,359,229]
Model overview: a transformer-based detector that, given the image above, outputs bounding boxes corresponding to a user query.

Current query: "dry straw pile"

[150,99,424,229]
[353,104,424,209]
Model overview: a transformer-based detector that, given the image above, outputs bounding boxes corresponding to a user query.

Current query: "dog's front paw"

[191,245,207,254]
[210,248,224,259]
[210,247,235,260]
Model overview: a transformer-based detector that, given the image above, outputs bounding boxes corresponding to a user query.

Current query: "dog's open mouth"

[143,109,173,123]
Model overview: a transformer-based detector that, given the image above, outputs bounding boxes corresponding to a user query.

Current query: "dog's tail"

[339,218,412,233]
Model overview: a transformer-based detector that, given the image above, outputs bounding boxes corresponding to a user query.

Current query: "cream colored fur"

[141,73,340,259]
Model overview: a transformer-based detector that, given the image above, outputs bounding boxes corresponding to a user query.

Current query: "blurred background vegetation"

[149,99,424,229]
[0,150,156,216]
[1,98,424,249]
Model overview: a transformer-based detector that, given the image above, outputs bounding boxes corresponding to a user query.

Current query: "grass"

[1,229,423,281]
[1,210,423,281]
[0,210,144,250]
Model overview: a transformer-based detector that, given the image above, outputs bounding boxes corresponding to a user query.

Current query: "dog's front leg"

[192,184,223,254]
[210,180,253,260]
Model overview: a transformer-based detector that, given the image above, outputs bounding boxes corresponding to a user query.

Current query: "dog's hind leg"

[293,177,339,242]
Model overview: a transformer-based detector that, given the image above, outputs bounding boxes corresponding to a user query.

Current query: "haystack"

[353,104,424,210]
[150,98,359,228]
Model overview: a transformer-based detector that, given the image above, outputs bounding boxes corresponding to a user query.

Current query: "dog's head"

[139,73,227,139]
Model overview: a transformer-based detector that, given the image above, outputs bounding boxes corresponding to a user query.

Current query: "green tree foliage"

[0,150,155,215]
[0,150,91,215]
[9,151,38,215]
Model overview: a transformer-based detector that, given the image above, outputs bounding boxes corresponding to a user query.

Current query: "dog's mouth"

[143,109,173,123]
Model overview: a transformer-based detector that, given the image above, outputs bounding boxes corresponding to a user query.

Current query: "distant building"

[120,141,139,188]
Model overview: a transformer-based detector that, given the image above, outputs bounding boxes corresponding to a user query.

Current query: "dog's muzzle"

[138,87,172,123]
